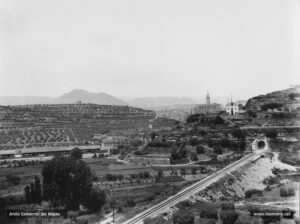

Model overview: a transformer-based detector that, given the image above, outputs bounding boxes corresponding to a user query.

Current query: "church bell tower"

[206,91,210,104]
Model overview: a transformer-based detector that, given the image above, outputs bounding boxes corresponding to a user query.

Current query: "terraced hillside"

[0,104,156,149]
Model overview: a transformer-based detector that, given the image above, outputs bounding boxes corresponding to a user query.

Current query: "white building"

[226,102,239,115]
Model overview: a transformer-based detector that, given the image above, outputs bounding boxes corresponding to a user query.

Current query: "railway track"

[124,152,258,224]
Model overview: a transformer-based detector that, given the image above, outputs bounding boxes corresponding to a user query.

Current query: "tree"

[6,175,20,186]
[238,140,246,152]
[213,146,222,155]
[247,110,257,118]
[150,132,157,141]
[220,202,238,224]
[280,188,288,197]
[209,153,218,161]
[0,197,7,217]
[190,152,198,161]
[190,138,199,146]
[70,147,82,159]
[221,202,235,210]
[288,93,300,101]
[200,207,218,219]
[24,186,30,203]
[86,189,106,212]
[265,130,278,139]
[42,156,94,210]
[34,176,42,204]
[67,211,78,222]
[261,103,283,111]
[214,116,224,125]
[144,216,167,224]
[220,139,231,148]
[196,145,204,154]
[170,144,180,162]
[191,168,197,175]
[133,150,143,155]
[173,209,194,224]
[186,114,201,123]
[30,183,35,203]
[231,130,245,140]
[288,188,295,196]
[157,170,164,178]
[180,169,186,176]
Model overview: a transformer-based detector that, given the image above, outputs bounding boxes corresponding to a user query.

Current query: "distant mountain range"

[52,89,127,105]
[124,97,197,110]
[0,89,127,106]
[0,96,53,105]
[0,89,247,108]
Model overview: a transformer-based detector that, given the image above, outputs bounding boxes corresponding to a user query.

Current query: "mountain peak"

[52,89,127,105]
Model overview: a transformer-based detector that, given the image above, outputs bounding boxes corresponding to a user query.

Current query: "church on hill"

[192,92,222,114]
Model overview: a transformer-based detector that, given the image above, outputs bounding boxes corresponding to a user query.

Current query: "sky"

[0,0,299,100]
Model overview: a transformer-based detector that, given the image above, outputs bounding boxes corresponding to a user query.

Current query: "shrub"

[86,189,106,212]
[173,209,194,224]
[245,189,263,198]
[263,176,278,185]
[280,188,288,197]
[200,208,218,219]
[196,145,205,154]
[265,130,278,139]
[213,146,222,155]
[288,188,295,196]
[190,152,198,161]
[126,198,136,207]
[5,175,20,186]
[176,200,193,210]
[144,216,167,224]
[280,188,295,197]
[220,210,238,224]
[214,116,224,125]
[221,202,235,210]
[220,139,231,148]
[70,147,82,159]
[133,150,143,155]
[190,138,199,146]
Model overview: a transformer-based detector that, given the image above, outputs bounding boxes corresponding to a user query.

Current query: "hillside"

[245,85,300,110]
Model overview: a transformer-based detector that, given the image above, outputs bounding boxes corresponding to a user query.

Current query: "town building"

[193,92,222,114]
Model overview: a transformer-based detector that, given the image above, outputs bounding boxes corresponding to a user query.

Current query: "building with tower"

[206,91,210,104]
[226,96,239,115]
[192,92,222,114]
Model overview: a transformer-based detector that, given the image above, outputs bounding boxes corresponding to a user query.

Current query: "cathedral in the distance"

[206,91,210,104]
[192,91,222,114]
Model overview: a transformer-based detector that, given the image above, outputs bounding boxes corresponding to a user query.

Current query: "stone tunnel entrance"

[251,138,269,151]
[257,141,266,149]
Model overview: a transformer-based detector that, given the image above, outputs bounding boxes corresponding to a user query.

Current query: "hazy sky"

[0,0,299,99]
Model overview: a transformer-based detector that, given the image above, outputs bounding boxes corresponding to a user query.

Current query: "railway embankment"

[194,152,297,201]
